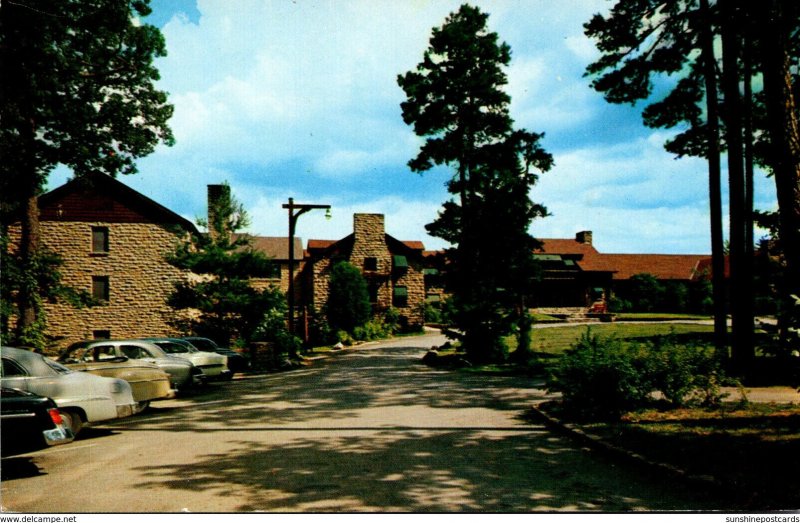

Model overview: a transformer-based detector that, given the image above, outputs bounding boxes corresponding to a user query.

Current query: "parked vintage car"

[181,337,249,373]
[142,338,231,380]
[57,344,175,410]
[0,347,137,434]
[62,340,204,391]
[1,388,75,455]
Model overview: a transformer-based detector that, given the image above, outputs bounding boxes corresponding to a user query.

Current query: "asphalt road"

[1,333,727,512]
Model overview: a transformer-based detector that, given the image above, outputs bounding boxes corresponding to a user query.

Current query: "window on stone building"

[368,281,380,304]
[363,257,378,271]
[92,276,110,303]
[393,286,408,307]
[93,330,111,340]
[92,227,109,253]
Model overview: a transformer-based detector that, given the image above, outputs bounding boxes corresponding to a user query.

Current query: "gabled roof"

[38,172,198,233]
[306,235,425,257]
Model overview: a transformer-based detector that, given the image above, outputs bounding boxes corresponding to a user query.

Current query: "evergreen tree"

[1,0,174,348]
[398,4,552,363]
[584,0,800,368]
[584,0,739,361]
[166,183,284,346]
[325,262,371,334]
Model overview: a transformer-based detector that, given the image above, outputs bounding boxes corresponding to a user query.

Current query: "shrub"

[325,261,371,332]
[421,301,443,323]
[383,308,401,334]
[336,330,355,346]
[548,331,652,419]
[274,330,302,358]
[549,330,725,419]
[645,337,723,407]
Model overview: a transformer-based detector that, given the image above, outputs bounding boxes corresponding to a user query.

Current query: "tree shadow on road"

[129,425,722,512]
[114,344,728,511]
[121,346,552,432]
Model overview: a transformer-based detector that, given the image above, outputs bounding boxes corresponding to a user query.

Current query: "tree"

[585,1,800,369]
[0,236,95,349]
[0,0,174,348]
[398,4,553,363]
[757,1,800,328]
[166,183,284,347]
[325,262,371,334]
[583,0,740,361]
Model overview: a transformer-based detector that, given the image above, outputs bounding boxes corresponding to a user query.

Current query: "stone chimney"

[576,230,593,246]
[352,214,388,272]
[207,184,230,238]
[353,213,385,244]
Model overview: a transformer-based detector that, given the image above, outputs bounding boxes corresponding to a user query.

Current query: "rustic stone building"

[6,172,198,349]
[304,214,426,329]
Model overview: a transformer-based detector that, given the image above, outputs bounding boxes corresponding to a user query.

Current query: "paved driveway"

[1,333,725,512]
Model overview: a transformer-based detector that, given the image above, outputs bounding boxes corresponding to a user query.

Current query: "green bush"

[353,319,392,341]
[645,337,723,406]
[325,261,371,332]
[274,330,302,357]
[420,301,443,323]
[336,330,355,346]
[549,331,652,419]
[549,330,725,419]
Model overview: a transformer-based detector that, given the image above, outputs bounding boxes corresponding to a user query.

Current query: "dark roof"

[38,172,198,233]
[247,236,303,261]
[306,235,425,256]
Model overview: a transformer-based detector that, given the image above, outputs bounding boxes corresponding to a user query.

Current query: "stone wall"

[8,221,188,351]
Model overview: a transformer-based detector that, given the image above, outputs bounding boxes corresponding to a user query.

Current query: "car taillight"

[48,408,64,426]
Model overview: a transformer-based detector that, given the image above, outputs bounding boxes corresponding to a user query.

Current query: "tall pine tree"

[1,0,174,348]
[398,4,552,363]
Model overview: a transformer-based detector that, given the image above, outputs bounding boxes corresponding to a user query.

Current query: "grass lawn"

[540,402,800,510]
[613,312,712,321]
[526,322,718,356]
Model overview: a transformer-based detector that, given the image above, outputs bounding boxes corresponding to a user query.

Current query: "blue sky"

[50,0,778,254]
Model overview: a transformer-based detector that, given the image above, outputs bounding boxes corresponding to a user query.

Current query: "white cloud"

[43,0,778,259]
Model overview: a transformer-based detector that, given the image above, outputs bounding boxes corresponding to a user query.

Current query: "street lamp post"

[283,198,331,343]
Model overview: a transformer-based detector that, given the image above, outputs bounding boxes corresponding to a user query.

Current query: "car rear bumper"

[116,403,136,418]
[43,426,75,446]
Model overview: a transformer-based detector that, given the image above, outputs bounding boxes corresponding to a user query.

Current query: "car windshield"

[43,357,72,374]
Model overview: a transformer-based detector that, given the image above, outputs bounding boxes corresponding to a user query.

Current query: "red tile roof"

[537,236,711,280]
[596,254,708,280]
[537,238,600,257]
[307,239,336,250]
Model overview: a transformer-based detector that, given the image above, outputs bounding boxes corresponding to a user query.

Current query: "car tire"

[61,410,83,436]
[134,401,150,414]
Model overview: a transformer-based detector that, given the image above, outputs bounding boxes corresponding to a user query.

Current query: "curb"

[528,403,738,497]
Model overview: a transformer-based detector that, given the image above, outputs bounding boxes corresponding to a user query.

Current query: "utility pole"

[283,198,331,345]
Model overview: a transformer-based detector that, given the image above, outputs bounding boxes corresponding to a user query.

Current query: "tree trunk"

[699,0,729,358]
[761,0,800,317]
[721,0,754,370]
[16,190,41,337]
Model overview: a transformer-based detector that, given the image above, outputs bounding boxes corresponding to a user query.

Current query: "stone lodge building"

[304,213,427,329]
[5,175,428,349]
[6,172,198,349]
